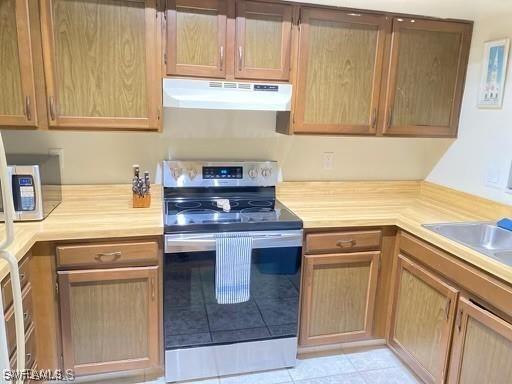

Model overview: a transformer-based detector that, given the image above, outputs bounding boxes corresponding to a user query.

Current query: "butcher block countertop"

[0,185,162,280]
[277,181,512,285]
[1,181,512,285]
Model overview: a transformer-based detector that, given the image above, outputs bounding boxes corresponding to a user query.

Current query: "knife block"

[133,193,151,208]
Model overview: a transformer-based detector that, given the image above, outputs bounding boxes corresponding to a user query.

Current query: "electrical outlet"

[323,152,334,170]
[485,165,501,188]
[48,148,64,171]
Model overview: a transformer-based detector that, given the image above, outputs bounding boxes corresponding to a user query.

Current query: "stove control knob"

[248,168,258,179]
[261,168,272,178]
[170,167,182,180]
[187,168,198,180]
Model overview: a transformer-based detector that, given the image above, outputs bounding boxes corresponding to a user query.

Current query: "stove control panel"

[163,161,278,187]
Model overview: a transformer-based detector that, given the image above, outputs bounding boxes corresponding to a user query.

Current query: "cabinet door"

[294,9,389,135]
[300,251,380,346]
[40,0,160,130]
[58,267,159,376]
[167,0,227,78]
[448,297,512,384]
[382,18,471,137]
[235,0,292,81]
[388,254,458,384]
[0,0,37,127]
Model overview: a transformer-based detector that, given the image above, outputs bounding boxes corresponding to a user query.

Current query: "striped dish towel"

[215,233,253,304]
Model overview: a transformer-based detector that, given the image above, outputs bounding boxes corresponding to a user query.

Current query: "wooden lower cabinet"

[58,266,159,376]
[388,254,458,384]
[300,251,380,346]
[448,297,512,384]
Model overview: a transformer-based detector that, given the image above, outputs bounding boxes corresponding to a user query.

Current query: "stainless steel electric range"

[163,160,303,382]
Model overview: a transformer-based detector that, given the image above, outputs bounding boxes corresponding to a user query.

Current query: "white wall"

[4,0,510,189]
[427,12,512,205]
[0,110,450,184]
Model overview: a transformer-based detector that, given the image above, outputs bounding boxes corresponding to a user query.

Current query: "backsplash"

[1,108,450,184]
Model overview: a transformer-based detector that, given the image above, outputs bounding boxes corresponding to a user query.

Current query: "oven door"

[164,230,302,351]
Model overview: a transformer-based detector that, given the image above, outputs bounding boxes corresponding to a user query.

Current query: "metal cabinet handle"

[456,309,463,332]
[387,108,393,128]
[219,45,224,70]
[151,277,156,300]
[25,96,32,121]
[371,108,377,129]
[336,239,356,248]
[49,96,56,120]
[444,299,451,321]
[23,311,31,325]
[238,46,243,70]
[94,251,122,262]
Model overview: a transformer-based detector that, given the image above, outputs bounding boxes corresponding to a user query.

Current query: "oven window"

[164,247,301,350]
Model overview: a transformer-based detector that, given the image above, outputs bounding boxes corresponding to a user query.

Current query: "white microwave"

[0,155,62,221]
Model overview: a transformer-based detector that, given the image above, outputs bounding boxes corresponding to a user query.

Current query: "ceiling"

[292,0,512,20]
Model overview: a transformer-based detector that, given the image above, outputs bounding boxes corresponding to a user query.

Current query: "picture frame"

[478,38,510,109]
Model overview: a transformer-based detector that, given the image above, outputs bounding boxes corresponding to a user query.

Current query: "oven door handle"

[165,230,303,253]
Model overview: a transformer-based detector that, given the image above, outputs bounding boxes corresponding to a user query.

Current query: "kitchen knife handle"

[238,46,243,71]
[219,45,224,71]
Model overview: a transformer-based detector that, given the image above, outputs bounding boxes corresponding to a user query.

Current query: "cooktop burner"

[165,200,301,233]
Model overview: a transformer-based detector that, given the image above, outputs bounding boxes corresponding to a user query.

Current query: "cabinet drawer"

[306,230,381,254]
[2,256,31,312]
[57,241,159,268]
[10,323,37,370]
[5,284,34,357]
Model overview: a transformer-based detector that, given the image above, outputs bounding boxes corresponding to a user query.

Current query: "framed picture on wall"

[478,38,510,108]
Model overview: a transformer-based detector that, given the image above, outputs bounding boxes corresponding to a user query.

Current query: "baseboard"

[298,338,386,357]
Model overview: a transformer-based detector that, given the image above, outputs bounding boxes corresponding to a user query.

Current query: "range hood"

[163,78,292,111]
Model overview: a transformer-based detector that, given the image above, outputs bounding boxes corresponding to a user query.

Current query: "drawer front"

[306,230,381,254]
[57,241,159,269]
[2,256,31,312]
[10,323,37,370]
[5,284,34,357]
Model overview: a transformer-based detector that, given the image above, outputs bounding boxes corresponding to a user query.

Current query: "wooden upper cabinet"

[449,297,512,384]
[293,9,389,135]
[0,0,38,127]
[388,254,458,384]
[382,18,471,137]
[235,0,292,81]
[166,0,227,78]
[58,267,159,376]
[300,251,380,346]
[39,0,160,130]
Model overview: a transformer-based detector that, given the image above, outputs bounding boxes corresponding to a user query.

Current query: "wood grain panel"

[0,0,23,116]
[393,29,460,127]
[56,241,159,269]
[449,297,512,384]
[53,0,147,118]
[395,268,446,374]
[300,251,379,346]
[388,254,458,384]
[304,19,377,125]
[310,262,370,335]
[59,266,159,376]
[294,9,388,135]
[382,18,472,137]
[167,0,227,77]
[177,6,218,66]
[244,13,281,69]
[235,0,292,80]
[70,278,149,363]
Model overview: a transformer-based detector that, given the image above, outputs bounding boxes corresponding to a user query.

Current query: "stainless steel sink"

[423,222,512,267]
